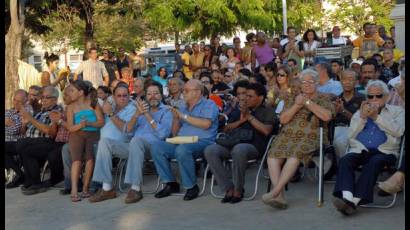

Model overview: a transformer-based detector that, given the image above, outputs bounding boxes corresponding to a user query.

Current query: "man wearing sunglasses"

[332,80,405,216]
[16,86,64,195]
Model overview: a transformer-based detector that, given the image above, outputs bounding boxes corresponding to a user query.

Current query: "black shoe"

[21,184,48,196]
[5,175,24,189]
[230,189,244,204]
[154,182,180,198]
[59,188,71,195]
[221,194,232,203]
[333,197,357,216]
[183,185,199,201]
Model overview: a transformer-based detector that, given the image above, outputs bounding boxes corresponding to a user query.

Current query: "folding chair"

[210,134,277,201]
[360,135,405,209]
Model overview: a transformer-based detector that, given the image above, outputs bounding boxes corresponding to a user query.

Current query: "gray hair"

[299,69,319,83]
[43,86,59,98]
[134,77,145,84]
[365,80,389,95]
[168,77,184,87]
[341,68,358,81]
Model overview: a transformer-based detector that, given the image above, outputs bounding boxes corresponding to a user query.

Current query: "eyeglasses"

[41,95,56,100]
[367,94,383,99]
[277,73,287,77]
[29,93,39,97]
[301,80,316,85]
[116,94,129,98]
[201,81,210,84]
[103,52,109,55]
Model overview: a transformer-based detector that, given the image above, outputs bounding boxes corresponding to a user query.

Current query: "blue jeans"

[150,140,213,189]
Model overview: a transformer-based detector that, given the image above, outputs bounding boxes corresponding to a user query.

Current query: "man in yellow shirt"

[352,22,385,59]
[181,45,193,79]
[190,43,205,75]
[380,38,404,62]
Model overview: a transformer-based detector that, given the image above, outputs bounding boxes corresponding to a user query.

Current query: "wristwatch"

[150,119,155,125]
[183,114,188,120]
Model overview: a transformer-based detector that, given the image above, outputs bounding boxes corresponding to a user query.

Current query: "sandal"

[80,191,92,198]
[71,194,82,202]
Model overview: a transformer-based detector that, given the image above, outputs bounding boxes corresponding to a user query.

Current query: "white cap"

[350,59,363,67]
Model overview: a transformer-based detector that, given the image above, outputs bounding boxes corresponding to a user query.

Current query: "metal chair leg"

[41,161,49,182]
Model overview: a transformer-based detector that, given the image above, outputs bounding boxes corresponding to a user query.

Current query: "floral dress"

[268,93,335,164]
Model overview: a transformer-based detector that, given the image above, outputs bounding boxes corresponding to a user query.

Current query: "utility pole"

[282,0,287,35]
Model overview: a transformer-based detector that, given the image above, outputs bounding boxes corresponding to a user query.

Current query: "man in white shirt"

[332,26,347,46]
[74,47,109,88]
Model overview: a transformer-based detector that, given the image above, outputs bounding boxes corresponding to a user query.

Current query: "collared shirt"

[100,103,136,142]
[5,105,33,142]
[348,104,405,156]
[356,118,387,150]
[164,93,185,109]
[178,97,219,141]
[75,59,108,88]
[334,92,365,126]
[132,103,173,144]
[26,104,63,138]
[317,79,343,96]
[190,52,205,69]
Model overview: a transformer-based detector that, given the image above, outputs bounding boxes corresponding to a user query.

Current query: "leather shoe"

[230,189,244,204]
[221,194,232,203]
[183,185,199,201]
[21,184,48,195]
[333,197,357,216]
[155,182,180,198]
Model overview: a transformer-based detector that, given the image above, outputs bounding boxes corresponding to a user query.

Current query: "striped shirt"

[26,104,63,138]
[5,105,33,142]
[75,59,108,88]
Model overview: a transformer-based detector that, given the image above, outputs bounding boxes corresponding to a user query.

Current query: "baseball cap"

[349,59,363,67]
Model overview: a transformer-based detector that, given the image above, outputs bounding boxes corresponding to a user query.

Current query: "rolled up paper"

[166,136,198,144]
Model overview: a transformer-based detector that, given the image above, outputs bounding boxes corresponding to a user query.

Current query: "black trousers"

[5,141,23,176]
[333,150,396,205]
[17,138,64,187]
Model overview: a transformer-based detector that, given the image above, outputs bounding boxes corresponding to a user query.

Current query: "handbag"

[215,128,254,149]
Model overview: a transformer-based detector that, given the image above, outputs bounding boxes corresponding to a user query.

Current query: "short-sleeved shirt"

[352,35,385,58]
[379,62,400,84]
[5,105,33,142]
[317,79,343,96]
[190,52,205,70]
[75,59,108,88]
[26,104,63,139]
[333,92,365,126]
[100,103,136,142]
[181,52,193,79]
[178,97,219,142]
[229,104,276,155]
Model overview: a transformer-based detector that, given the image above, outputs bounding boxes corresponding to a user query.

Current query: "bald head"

[13,89,28,108]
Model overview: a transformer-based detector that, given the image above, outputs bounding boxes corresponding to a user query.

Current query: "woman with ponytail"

[66,80,104,202]
[41,52,67,104]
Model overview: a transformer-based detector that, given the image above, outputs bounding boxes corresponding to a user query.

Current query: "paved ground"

[5,167,405,230]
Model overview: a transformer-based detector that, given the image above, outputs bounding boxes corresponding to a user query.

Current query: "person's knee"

[204,145,218,160]
[175,145,192,160]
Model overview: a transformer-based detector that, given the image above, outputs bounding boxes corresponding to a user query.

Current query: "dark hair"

[361,58,378,72]
[200,74,214,85]
[372,53,383,59]
[239,68,252,77]
[113,82,129,95]
[288,58,297,65]
[88,47,98,53]
[199,71,212,79]
[173,70,189,82]
[145,80,164,96]
[225,47,236,57]
[232,80,250,96]
[251,73,267,86]
[97,86,111,95]
[363,22,372,29]
[316,62,333,77]
[287,26,296,33]
[302,29,320,42]
[203,86,210,98]
[29,85,42,92]
[265,62,277,73]
[330,59,343,66]
[246,82,267,99]
[157,67,168,78]
[246,33,256,42]
[71,80,98,108]
[43,52,59,66]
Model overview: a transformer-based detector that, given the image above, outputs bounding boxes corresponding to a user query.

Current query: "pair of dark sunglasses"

[367,94,383,99]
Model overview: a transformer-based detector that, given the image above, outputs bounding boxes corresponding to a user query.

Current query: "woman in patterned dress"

[262,69,335,209]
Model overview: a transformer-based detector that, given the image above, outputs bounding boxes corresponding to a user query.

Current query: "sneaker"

[88,189,116,203]
[124,190,143,204]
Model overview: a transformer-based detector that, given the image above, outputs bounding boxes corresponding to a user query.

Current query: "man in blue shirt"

[332,80,405,216]
[151,79,219,201]
[316,62,343,97]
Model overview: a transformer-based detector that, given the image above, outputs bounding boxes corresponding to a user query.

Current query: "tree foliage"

[326,0,395,36]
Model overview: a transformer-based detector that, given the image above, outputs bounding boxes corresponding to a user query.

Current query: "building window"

[70,55,83,61]
[33,56,42,62]
[34,64,42,72]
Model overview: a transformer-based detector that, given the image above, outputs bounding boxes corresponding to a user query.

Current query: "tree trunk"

[80,0,95,60]
[175,31,179,45]
[5,0,25,110]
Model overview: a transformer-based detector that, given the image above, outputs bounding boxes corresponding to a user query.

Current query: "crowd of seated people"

[5,24,405,217]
